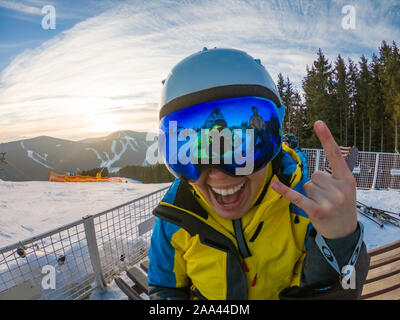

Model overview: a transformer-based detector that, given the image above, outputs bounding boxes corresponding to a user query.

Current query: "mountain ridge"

[0,131,153,181]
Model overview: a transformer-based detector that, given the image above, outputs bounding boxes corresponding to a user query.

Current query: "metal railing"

[0,186,169,300]
[303,148,400,190]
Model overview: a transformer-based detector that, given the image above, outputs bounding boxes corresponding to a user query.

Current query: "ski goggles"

[159,96,283,182]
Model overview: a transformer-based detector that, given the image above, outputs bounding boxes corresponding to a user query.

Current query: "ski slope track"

[20,142,55,170]
[84,133,140,174]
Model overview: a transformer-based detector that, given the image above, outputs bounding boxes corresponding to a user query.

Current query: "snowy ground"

[356,189,400,250]
[0,180,398,300]
[0,179,170,248]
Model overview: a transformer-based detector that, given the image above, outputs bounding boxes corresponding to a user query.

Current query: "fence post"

[372,153,380,190]
[83,215,106,291]
[315,149,321,173]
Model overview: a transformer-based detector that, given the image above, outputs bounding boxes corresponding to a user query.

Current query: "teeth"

[211,182,245,196]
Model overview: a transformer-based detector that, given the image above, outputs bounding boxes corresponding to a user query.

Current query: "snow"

[0,181,398,300]
[356,189,400,251]
[0,180,170,248]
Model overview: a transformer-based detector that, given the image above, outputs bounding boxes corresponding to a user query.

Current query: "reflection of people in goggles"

[149,48,369,301]
[250,106,265,130]
[159,96,282,182]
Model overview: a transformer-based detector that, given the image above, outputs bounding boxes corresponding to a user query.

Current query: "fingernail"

[315,120,324,129]
[271,180,280,191]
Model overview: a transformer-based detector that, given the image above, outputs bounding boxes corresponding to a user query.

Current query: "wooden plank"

[369,247,400,269]
[140,259,149,273]
[361,272,400,298]
[366,259,400,283]
[363,286,400,300]
[363,240,400,300]
[127,266,149,295]
[368,240,400,257]
[114,276,143,300]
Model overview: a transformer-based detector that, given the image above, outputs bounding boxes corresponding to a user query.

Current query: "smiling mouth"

[209,181,247,210]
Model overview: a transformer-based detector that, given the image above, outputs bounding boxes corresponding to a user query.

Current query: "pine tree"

[370,54,386,152]
[347,58,358,147]
[379,41,400,152]
[302,49,335,147]
[291,91,307,145]
[277,73,285,103]
[333,54,350,146]
[356,55,371,151]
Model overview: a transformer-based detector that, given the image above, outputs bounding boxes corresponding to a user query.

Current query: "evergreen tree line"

[78,167,109,177]
[278,40,400,153]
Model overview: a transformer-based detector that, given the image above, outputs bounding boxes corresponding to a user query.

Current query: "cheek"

[191,180,210,201]
[191,171,209,191]
[242,169,267,206]
[248,168,267,191]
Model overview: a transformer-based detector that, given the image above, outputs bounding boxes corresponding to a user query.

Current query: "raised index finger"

[271,180,318,216]
[314,120,351,180]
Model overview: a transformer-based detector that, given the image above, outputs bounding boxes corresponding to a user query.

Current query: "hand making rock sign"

[271,120,358,240]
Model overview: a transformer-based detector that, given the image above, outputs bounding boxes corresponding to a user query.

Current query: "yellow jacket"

[148,144,312,300]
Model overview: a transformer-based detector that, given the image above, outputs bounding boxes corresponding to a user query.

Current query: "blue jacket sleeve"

[148,218,191,300]
[148,218,180,287]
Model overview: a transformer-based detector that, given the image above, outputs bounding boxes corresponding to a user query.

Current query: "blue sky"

[0,0,399,143]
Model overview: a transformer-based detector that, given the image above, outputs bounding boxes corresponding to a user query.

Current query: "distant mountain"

[0,131,154,181]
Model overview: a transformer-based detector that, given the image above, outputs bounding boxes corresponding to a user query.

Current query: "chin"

[215,207,248,220]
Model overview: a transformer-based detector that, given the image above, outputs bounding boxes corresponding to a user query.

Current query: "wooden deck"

[361,240,400,300]
[114,260,150,300]
[115,240,400,300]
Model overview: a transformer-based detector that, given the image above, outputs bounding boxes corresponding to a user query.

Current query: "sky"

[0,0,399,143]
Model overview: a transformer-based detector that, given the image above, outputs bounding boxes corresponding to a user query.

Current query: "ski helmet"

[160,47,285,122]
[158,48,285,181]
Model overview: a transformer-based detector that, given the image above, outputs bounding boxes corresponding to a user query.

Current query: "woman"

[148,48,369,300]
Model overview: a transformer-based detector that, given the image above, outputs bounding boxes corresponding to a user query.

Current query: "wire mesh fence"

[0,186,169,300]
[375,153,400,190]
[303,148,400,190]
[93,190,164,283]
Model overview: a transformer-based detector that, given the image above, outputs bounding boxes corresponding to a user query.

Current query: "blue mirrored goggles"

[159,96,283,182]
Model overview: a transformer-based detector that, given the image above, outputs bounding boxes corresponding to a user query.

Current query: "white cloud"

[0,0,399,142]
[0,0,42,15]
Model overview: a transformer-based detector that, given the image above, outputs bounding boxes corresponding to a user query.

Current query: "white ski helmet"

[159,47,285,122]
